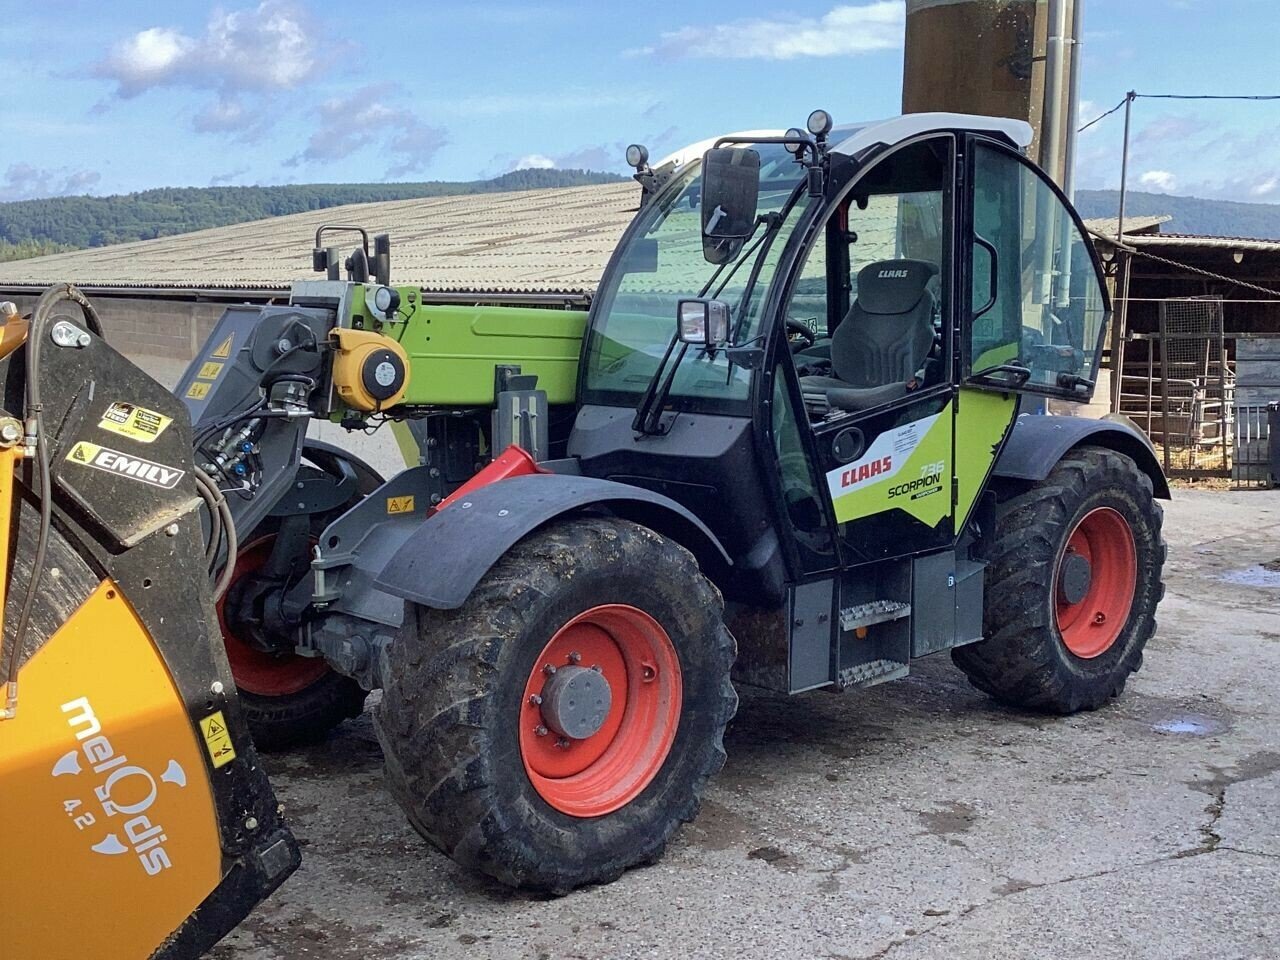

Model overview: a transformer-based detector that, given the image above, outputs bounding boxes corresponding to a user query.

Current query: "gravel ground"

[132,356,1280,960]
[207,490,1280,960]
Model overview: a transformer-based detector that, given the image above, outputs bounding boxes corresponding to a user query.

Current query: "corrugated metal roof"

[0,181,642,295]
[1125,233,1280,253]
[1081,214,1171,239]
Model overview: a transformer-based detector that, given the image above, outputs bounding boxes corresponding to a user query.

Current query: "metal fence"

[1234,404,1273,486]
[1154,297,1232,478]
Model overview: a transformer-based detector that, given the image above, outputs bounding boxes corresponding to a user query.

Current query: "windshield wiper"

[632,214,784,436]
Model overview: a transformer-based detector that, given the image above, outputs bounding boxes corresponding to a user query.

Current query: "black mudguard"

[374,473,731,610]
[993,413,1171,499]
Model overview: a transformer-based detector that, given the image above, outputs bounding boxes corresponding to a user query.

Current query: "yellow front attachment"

[0,581,222,959]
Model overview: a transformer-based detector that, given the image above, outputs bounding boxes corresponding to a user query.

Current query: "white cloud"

[1250,176,1279,199]
[511,154,557,171]
[90,1,334,140]
[1134,114,1214,149]
[191,97,268,140]
[489,127,682,178]
[1139,170,1178,193]
[210,167,251,187]
[288,85,448,179]
[0,163,101,201]
[93,2,323,98]
[105,27,192,95]
[633,2,904,60]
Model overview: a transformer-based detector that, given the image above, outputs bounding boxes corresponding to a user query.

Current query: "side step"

[840,600,911,632]
[837,658,910,690]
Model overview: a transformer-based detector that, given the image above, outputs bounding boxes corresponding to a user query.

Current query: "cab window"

[582,143,811,414]
[968,142,1108,393]
[785,138,952,417]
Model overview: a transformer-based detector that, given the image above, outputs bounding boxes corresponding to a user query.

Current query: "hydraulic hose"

[2,284,95,716]
[193,468,238,601]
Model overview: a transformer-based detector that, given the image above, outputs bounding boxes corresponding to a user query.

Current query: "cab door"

[794,135,961,567]
[949,135,1113,531]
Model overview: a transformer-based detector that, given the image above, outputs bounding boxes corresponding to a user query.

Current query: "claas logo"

[839,456,892,489]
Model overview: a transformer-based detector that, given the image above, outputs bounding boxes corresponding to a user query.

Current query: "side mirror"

[677,299,731,349]
[700,147,760,264]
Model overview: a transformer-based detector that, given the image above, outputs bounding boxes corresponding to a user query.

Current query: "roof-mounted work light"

[807,109,833,139]
[625,144,649,170]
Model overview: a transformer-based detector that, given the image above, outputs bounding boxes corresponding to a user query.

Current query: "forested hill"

[5,176,1276,263]
[0,169,627,261]
[1075,190,1280,241]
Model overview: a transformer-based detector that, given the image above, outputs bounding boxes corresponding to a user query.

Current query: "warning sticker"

[196,361,224,381]
[199,711,237,769]
[98,401,172,444]
[186,381,210,400]
[210,334,235,359]
[387,495,415,515]
[66,441,185,490]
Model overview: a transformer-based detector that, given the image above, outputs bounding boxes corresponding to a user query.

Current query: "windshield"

[582,143,810,413]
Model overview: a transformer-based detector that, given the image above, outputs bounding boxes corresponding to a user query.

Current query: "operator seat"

[800,258,939,412]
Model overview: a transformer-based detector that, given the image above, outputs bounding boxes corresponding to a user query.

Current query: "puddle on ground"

[1219,564,1280,588]
[1152,714,1228,736]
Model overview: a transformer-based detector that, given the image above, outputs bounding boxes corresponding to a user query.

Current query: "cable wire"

[1124,246,1280,299]
[1079,92,1280,132]
[1079,96,1130,133]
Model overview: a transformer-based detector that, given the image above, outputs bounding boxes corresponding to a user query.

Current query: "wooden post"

[903,1,1057,168]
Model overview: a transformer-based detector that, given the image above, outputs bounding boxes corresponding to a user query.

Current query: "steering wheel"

[786,319,817,352]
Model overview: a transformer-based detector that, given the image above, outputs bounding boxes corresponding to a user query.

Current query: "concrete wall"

[5,292,242,362]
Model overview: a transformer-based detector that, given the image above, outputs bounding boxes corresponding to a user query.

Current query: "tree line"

[0,169,627,259]
[1074,190,1280,241]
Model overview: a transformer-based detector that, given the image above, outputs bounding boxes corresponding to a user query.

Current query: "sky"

[1,0,1277,203]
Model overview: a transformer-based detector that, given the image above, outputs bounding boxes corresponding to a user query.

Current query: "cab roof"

[656,114,1033,170]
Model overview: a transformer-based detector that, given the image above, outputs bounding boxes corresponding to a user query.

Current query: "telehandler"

[181,110,1166,894]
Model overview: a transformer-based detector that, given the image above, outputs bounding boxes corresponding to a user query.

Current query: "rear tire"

[218,443,380,750]
[220,533,367,751]
[952,446,1165,713]
[234,673,368,752]
[374,516,738,892]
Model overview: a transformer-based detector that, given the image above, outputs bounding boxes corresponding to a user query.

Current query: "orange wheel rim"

[1055,507,1138,659]
[519,604,682,818]
[217,536,330,696]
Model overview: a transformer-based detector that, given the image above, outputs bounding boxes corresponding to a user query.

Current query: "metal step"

[840,600,911,633]
[837,658,910,690]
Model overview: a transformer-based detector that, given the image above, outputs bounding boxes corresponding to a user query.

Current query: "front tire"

[374,516,738,892]
[952,446,1165,713]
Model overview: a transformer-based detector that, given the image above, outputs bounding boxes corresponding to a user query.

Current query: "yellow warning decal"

[210,334,235,359]
[186,381,210,400]
[199,711,237,769]
[67,441,98,464]
[387,495,415,515]
[196,361,224,381]
[98,401,172,444]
